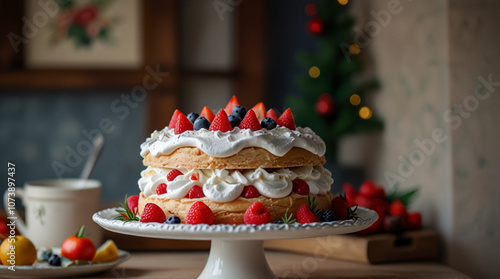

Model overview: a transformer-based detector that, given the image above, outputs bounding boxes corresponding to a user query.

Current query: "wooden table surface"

[93,250,471,279]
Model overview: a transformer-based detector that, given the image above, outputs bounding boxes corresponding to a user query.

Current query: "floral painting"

[52,0,120,48]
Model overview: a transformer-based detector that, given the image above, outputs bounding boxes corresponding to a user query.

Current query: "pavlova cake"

[117,97,352,225]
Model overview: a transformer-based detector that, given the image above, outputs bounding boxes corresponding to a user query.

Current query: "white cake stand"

[93,207,377,279]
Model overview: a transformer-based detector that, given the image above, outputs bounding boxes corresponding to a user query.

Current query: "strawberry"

[407,212,422,230]
[244,201,270,225]
[224,95,240,115]
[265,109,279,121]
[140,203,166,223]
[277,108,296,130]
[383,214,405,233]
[200,106,215,122]
[190,173,199,181]
[358,206,385,235]
[0,221,7,235]
[167,169,183,181]
[209,110,233,132]
[156,183,167,195]
[239,110,261,131]
[241,185,260,199]
[292,179,310,195]
[389,199,408,217]
[127,195,139,214]
[296,203,319,224]
[251,102,266,122]
[168,109,182,129]
[342,183,358,207]
[185,201,215,225]
[359,180,385,199]
[174,113,193,135]
[330,194,357,220]
[188,185,205,199]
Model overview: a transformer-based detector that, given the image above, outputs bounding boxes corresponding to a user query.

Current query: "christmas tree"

[287,0,383,161]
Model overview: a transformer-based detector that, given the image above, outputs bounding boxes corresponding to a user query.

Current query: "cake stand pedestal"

[93,207,377,279]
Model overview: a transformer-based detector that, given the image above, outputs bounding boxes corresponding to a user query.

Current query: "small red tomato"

[61,226,96,261]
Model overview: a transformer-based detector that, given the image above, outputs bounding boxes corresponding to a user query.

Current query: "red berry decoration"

[190,173,199,181]
[292,179,310,195]
[244,201,270,225]
[185,201,215,225]
[315,93,335,117]
[140,203,167,223]
[359,180,385,199]
[307,17,324,36]
[188,185,205,199]
[168,109,182,129]
[209,109,233,132]
[251,102,266,122]
[241,185,260,199]
[126,195,139,214]
[174,113,193,135]
[156,183,167,195]
[277,108,296,130]
[389,199,408,217]
[408,212,422,230]
[296,203,319,224]
[342,182,358,207]
[330,194,357,220]
[265,109,279,121]
[224,95,240,115]
[167,169,183,181]
[200,106,215,122]
[239,110,261,131]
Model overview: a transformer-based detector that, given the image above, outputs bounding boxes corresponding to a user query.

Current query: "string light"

[349,44,360,55]
[338,0,348,5]
[350,94,361,106]
[309,66,320,78]
[305,4,317,16]
[359,106,373,120]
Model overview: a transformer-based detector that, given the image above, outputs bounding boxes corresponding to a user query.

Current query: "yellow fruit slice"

[92,240,119,263]
[0,236,37,266]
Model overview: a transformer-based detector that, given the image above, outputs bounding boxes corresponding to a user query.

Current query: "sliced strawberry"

[239,110,261,131]
[251,102,266,122]
[126,195,139,214]
[168,109,182,129]
[200,106,215,123]
[265,109,279,121]
[277,108,296,130]
[209,110,233,132]
[190,173,199,181]
[224,95,240,115]
[174,113,193,134]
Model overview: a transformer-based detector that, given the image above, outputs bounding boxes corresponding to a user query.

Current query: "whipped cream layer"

[138,166,333,202]
[140,127,326,158]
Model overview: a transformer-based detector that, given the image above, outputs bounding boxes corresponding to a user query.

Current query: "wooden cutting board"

[264,229,440,264]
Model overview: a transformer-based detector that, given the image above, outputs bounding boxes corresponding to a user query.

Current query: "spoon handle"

[80,134,104,180]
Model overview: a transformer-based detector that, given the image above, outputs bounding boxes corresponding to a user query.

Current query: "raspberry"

[185,201,214,225]
[174,113,193,135]
[239,110,261,131]
[296,203,319,224]
[244,201,270,225]
[140,203,166,223]
[241,185,260,199]
[188,185,205,199]
[126,195,139,214]
[156,183,167,195]
[292,179,310,195]
[277,108,296,130]
[209,109,233,133]
[167,169,183,181]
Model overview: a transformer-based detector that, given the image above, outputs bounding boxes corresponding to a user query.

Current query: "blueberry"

[319,209,336,222]
[48,254,61,266]
[187,112,200,124]
[165,215,181,224]
[228,115,242,128]
[261,117,277,130]
[231,105,247,119]
[273,219,284,224]
[37,247,53,262]
[194,116,210,130]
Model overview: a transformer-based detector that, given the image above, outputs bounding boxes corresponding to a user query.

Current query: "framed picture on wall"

[24,0,142,69]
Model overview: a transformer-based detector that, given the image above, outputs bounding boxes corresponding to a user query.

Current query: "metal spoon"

[78,134,104,187]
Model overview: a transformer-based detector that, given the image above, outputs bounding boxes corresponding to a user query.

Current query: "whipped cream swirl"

[140,127,326,158]
[138,166,334,202]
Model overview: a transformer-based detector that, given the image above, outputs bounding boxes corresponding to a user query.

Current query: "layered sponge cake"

[137,97,335,224]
